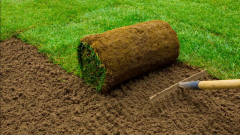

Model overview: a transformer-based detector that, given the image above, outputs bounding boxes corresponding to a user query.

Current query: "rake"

[150,70,240,103]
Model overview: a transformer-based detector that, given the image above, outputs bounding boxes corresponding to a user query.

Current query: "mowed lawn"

[1,0,239,79]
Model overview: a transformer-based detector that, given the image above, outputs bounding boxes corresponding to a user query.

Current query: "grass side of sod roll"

[77,42,106,92]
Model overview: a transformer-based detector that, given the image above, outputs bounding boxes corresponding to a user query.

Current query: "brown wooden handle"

[198,79,240,89]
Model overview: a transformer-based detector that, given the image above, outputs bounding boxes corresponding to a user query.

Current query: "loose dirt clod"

[78,20,179,92]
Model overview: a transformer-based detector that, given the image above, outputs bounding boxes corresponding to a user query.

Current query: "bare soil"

[1,38,240,134]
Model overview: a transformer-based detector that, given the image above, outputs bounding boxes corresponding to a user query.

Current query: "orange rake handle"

[178,79,240,90]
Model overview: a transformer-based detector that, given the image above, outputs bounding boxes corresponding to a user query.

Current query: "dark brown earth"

[80,20,179,92]
[1,38,240,134]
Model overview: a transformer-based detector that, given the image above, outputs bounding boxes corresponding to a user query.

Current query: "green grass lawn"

[1,0,239,79]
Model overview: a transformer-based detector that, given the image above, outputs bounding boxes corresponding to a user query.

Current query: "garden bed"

[1,38,239,134]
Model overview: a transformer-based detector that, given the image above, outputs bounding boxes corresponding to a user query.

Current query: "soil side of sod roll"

[78,20,180,92]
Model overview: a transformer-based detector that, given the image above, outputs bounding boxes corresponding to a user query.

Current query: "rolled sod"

[77,20,179,92]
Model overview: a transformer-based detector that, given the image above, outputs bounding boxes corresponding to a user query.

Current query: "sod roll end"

[77,20,180,92]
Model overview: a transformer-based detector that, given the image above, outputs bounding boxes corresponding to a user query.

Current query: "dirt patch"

[80,20,179,92]
[1,38,240,134]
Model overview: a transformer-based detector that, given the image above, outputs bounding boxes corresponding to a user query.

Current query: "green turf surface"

[77,42,106,92]
[1,0,239,79]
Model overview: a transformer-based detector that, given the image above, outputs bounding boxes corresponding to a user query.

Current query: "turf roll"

[77,20,180,92]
